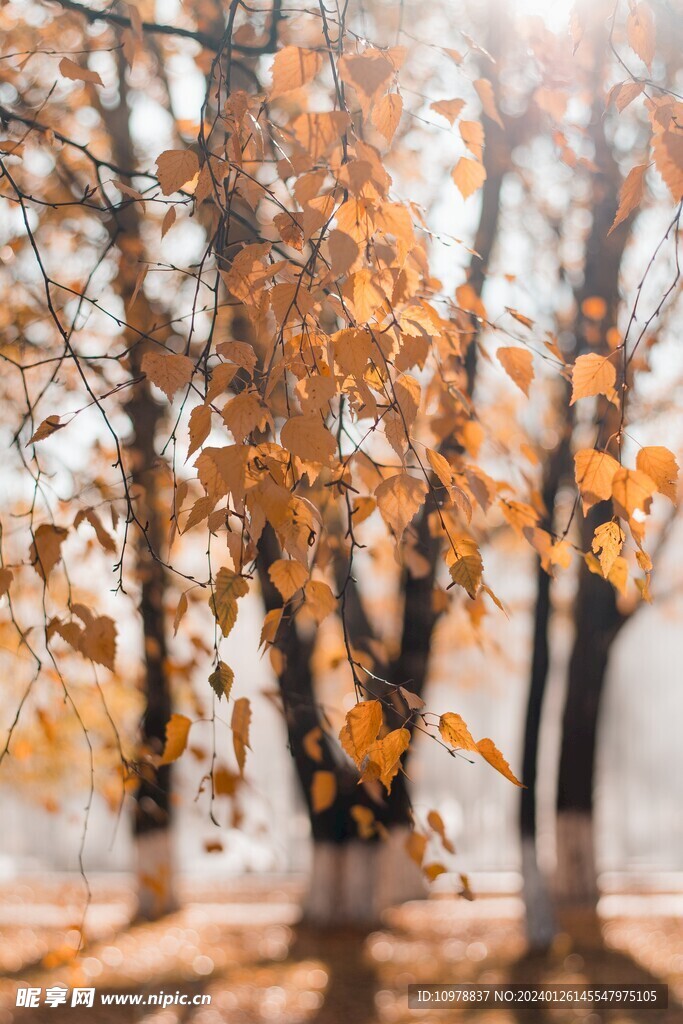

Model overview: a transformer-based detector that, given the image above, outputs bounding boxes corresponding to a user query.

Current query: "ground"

[0,877,681,1023]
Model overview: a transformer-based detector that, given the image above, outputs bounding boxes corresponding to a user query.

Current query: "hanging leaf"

[159,714,191,765]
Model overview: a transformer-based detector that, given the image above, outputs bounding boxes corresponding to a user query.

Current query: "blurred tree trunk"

[104,53,178,919]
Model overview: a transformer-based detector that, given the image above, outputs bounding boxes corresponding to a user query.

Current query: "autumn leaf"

[474,78,503,128]
[446,537,483,599]
[0,567,13,598]
[269,559,308,601]
[405,830,428,866]
[27,415,65,445]
[155,149,199,195]
[636,446,679,501]
[610,163,648,235]
[611,468,656,521]
[652,127,683,201]
[476,737,523,786]
[187,404,212,458]
[351,805,376,839]
[427,809,455,854]
[496,346,534,396]
[311,770,336,813]
[292,111,350,159]
[452,157,486,200]
[303,579,336,624]
[372,93,403,143]
[362,727,410,792]
[626,2,655,69]
[270,46,322,98]
[142,350,193,401]
[58,56,103,86]
[281,414,337,463]
[303,726,323,763]
[570,353,618,405]
[210,567,249,637]
[574,449,620,513]
[430,98,465,125]
[439,712,477,752]
[591,521,625,578]
[232,697,251,774]
[208,661,234,701]
[339,699,383,767]
[159,713,191,765]
[30,524,68,581]
[375,473,428,539]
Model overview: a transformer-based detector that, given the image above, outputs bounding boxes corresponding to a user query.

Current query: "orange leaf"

[636,445,679,501]
[439,712,477,751]
[155,149,199,195]
[476,737,523,786]
[270,46,322,97]
[269,559,308,601]
[159,713,191,765]
[339,700,383,767]
[311,771,337,813]
[58,56,103,86]
[452,157,486,200]
[570,353,618,406]
[496,346,534,397]
[232,697,251,775]
[574,449,620,513]
[609,163,648,235]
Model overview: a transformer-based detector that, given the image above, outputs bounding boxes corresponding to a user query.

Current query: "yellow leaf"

[424,862,447,881]
[210,567,249,637]
[610,163,648,235]
[439,712,477,751]
[405,830,428,866]
[269,559,308,601]
[173,592,188,637]
[352,267,386,321]
[208,661,234,701]
[339,50,394,115]
[591,521,625,578]
[142,350,193,401]
[460,120,484,159]
[474,78,503,128]
[339,699,383,767]
[58,56,103,86]
[292,111,350,160]
[270,46,322,98]
[430,98,465,125]
[311,770,337,813]
[636,446,679,501]
[611,468,656,521]
[446,538,483,599]
[187,404,211,458]
[27,415,65,446]
[372,93,403,143]
[155,149,199,195]
[303,579,337,624]
[608,555,629,596]
[375,473,428,538]
[627,1,655,69]
[232,697,251,774]
[570,353,618,406]
[652,126,683,201]
[496,346,534,396]
[362,728,410,792]
[159,713,191,765]
[427,809,455,854]
[328,229,360,276]
[281,414,337,463]
[426,447,454,488]
[222,390,271,440]
[476,737,523,786]
[30,524,68,581]
[452,157,486,200]
[574,448,620,513]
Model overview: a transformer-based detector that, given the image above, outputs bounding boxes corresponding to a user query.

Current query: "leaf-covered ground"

[0,877,681,1023]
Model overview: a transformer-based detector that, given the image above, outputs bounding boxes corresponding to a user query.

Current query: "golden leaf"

[424,862,447,881]
[155,149,199,195]
[270,46,322,98]
[452,157,487,200]
[222,390,271,440]
[430,98,465,125]
[591,521,625,578]
[328,229,359,277]
[339,51,394,116]
[474,78,503,127]
[446,538,483,599]
[627,1,655,69]
[339,699,383,767]
[208,661,234,701]
[159,713,191,765]
[303,726,324,763]
[142,350,193,401]
[311,770,337,813]
[187,404,211,458]
[611,468,656,521]
[570,353,618,405]
[303,579,336,624]
[476,737,523,786]
[439,712,477,752]
[610,163,648,235]
[636,446,679,501]
[280,414,337,463]
[574,449,620,513]
[210,567,249,637]
[292,111,350,159]
[362,727,410,792]
[427,809,455,854]
[58,56,103,86]
[652,126,683,201]
[27,415,64,445]
[232,697,251,775]
[405,830,428,866]
[351,805,376,839]
[30,524,68,581]
[269,559,308,601]
[173,592,188,637]
[375,473,428,539]
[496,346,534,396]
[372,93,403,143]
